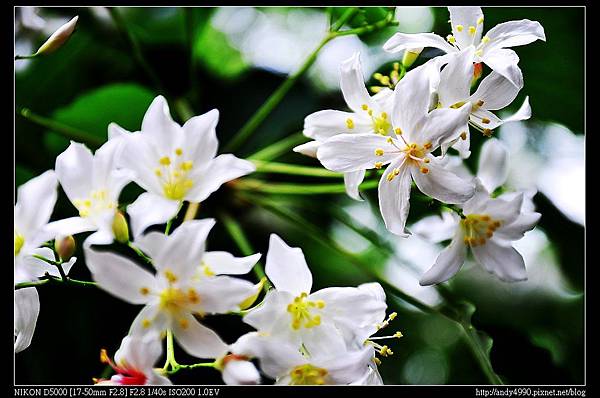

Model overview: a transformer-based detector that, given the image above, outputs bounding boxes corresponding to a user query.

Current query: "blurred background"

[14,6,584,385]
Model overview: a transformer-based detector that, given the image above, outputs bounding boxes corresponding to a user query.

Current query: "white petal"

[141,96,182,150]
[301,321,348,357]
[242,290,291,332]
[134,231,168,261]
[84,246,157,304]
[194,276,257,314]
[14,170,57,236]
[481,48,523,88]
[420,104,471,148]
[303,110,371,141]
[411,211,458,243]
[471,238,527,281]
[470,71,521,110]
[383,32,455,54]
[120,134,164,195]
[378,158,412,237]
[480,192,523,225]
[419,233,466,285]
[55,141,94,202]
[358,282,386,302]
[14,287,40,353]
[84,229,115,247]
[340,52,377,113]
[129,304,168,336]
[153,219,215,280]
[19,247,72,281]
[316,346,374,384]
[484,19,546,52]
[470,109,504,130]
[344,170,366,201]
[503,96,532,123]
[411,158,475,204]
[316,133,394,173]
[183,109,219,167]
[449,7,484,49]
[107,122,132,141]
[202,251,261,275]
[186,154,255,203]
[477,138,509,192]
[450,131,471,159]
[127,192,180,239]
[172,314,228,359]
[495,211,541,241]
[265,234,312,295]
[114,332,163,372]
[45,216,97,238]
[146,373,172,385]
[222,360,261,385]
[293,141,320,158]
[93,139,127,191]
[437,47,474,107]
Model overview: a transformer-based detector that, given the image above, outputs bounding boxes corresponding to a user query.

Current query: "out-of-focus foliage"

[15,6,584,385]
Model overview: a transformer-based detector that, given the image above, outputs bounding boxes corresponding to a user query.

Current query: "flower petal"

[172,314,228,359]
[344,170,366,201]
[477,138,509,192]
[107,122,132,141]
[420,104,471,149]
[194,275,257,314]
[479,192,523,225]
[55,141,94,202]
[129,304,168,336]
[484,19,546,53]
[411,211,458,243]
[127,192,180,239]
[419,233,466,285]
[222,359,261,385]
[411,158,475,204]
[378,158,412,237]
[303,110,371,141]
[316,133,394,173]
[471,238,527,281]
[85,246,157,304]
[383,32,455,54]
[186,154,255,203]
[340,52,377,113]
[265,234,312,295]
[183,109,220,167]
[437,47,474,107]
[14,170,57,236]
[141,96,182,150]
[202,251,261,275]
[114,333,163,373]
[45,216,97,239]
[14,287,40,353]
[242,290,291,332]
[449,6,484,49]
[293,141,320,158]
[470,71,521,111]
[481,48,523,88]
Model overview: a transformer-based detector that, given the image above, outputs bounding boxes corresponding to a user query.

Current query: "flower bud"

[112,211,130,244]
[401,47,423,68]
[35,16,79,56]
[239,277,267,310]
[220,355,260,385]
[55,235,76,261]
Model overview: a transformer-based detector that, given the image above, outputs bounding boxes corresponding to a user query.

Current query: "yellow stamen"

[346,118,354,129]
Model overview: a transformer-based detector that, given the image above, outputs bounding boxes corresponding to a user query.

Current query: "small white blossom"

[14,287,40,353]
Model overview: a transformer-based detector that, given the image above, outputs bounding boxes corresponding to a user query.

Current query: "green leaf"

[44,83,155,155]
[194,24,248,80]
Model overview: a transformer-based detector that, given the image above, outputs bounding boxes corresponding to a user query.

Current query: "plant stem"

[15,54,37,60]
[33,254,67,281]
[127,241,153,264]
[232,178,378,195]
[334,11,398,37]
[252,160,343,178]
[220,212,270,288]
[184,202,200,222]
[247,132,306,162]
[165,202,184,235]
[15,275,96,290]
[17,107,104,148]
[107,7,163,92]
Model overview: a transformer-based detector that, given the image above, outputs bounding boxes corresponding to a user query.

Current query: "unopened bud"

[35,16,79,56]
[220,355,260,385]
[402,47,423,68]
[55,235,76,261]
[112,211,130,244]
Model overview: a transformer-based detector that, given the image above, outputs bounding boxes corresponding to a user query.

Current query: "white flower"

[316,64,475,236]
[14,287,40,353]
[383,6,545,88]
[49,139,132,246]
[416,139,541,285]
[14,170,76,283]
[84,219,259,359]
[220,354,261,385]
[95,333,171,385]
[294,52,395,200]
[434,47,532,158]
[113,96,255,238]
[243,234,387,356]
[231,332,375,385]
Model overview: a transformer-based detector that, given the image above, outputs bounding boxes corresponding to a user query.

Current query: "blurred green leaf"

[194,24,248,80]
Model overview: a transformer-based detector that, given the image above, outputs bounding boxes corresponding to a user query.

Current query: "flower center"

[289,364,329,385]
[155,148,194,201]
[360,104,392,136]
[73,189,116,218]
[14,231,25,256]
[158,286,201,315]
[287,292,325,330]
[461,214,502,247]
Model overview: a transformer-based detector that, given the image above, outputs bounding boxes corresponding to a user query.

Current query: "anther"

[420,167,429,174]
[456,24,464,32]
[346,118,354,129]
[481,118,491,124]
[477,16,484,25]
[460,132,468,140]
[394,127,402,135]
[374,162,383,170]
[375,148,384,156]
[175,148,183,156]
[447,35,456,43]
[468,26,476,35]
[159,156,171,166]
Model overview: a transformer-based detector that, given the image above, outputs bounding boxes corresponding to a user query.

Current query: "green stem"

[252,160,343,178]
[17,108,104,148]
[329,8,360,32]
[247,132,307,161]
[220,212,270,288]
[15,275,96,290]
[15,54,38,60]
[233,178,378,195]
[127,241,153,264]
[107,7,163,91]
[33,254,67,281]
[165,202,184,235]
[334,12,398,37]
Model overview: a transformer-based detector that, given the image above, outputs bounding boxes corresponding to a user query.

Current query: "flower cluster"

[14,6,545,386]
